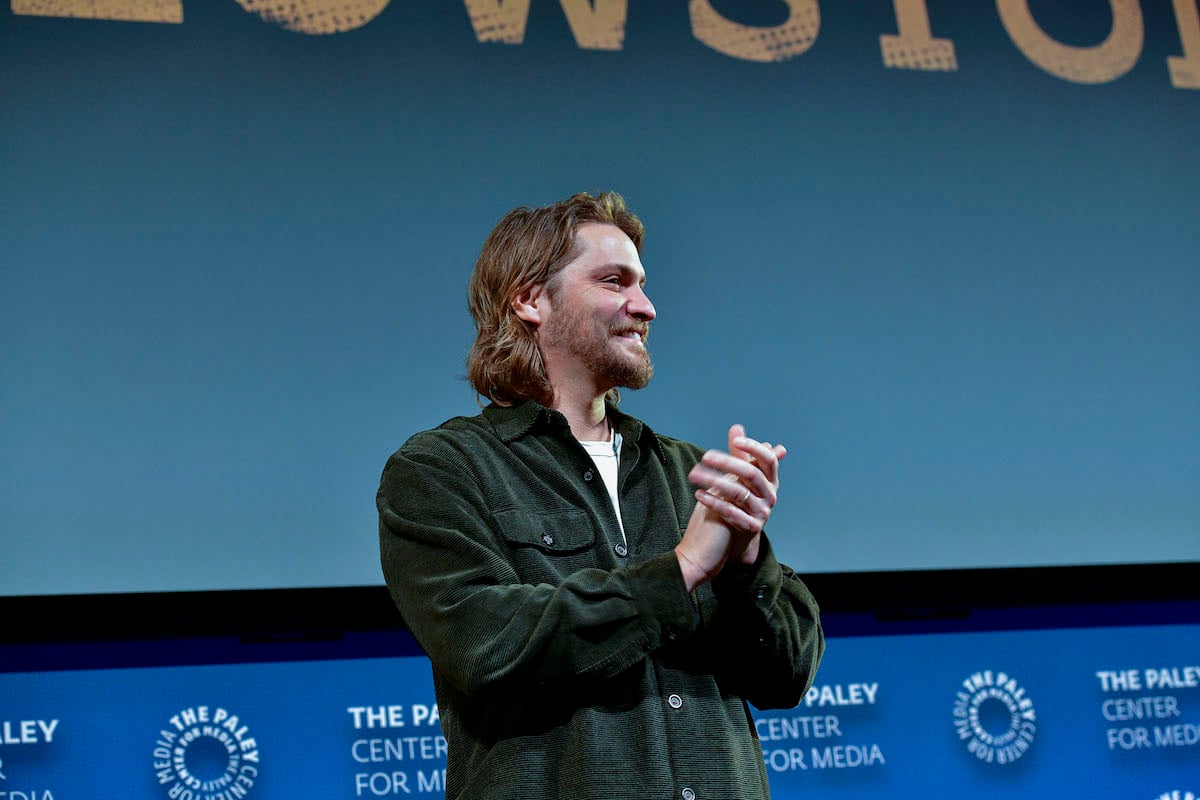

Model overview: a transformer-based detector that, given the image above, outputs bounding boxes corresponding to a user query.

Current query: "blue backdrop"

[1,1,1197,595]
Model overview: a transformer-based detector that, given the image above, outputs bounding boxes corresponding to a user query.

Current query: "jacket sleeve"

[377,442,700,697]
[705,534,826,710]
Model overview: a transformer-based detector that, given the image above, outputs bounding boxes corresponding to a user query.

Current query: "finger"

[725,465,775,511]
[698,451,776,504]
[694,458,772,508]
[733,435,780,483]
[688,462,736,499]
[734,434,786,489]
[762,442,782,470]
[689,463,773,514]
[688,461,724,490]
[693,464,776,521]
[694,489,765,534]
[732,432,777,468]
[728,424,746,460]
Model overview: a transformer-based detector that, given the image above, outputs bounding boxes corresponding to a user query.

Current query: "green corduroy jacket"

[378,401,824,800]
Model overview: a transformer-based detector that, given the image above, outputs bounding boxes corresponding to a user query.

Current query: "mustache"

[612,325,649,338]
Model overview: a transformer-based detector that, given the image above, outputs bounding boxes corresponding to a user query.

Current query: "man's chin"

[614,361,654,391]
[624,371,653,391]
[584,345,653,392]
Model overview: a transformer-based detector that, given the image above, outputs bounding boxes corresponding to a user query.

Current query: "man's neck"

[550,384,610,441]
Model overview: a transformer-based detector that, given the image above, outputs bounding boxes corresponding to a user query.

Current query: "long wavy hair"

[467,191,645,406]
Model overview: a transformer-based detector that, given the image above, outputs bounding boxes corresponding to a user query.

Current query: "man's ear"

[512,283,546,326]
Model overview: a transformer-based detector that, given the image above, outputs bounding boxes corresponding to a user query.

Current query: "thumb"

[728,423,749,460]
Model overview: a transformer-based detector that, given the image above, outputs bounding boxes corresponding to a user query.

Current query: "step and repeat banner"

[3,1,1198,596]
[2,622,1197,798]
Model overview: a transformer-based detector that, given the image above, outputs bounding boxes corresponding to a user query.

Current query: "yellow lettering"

[232,0,390,34]
[12,0,182,23]
[689,0,819,63]
[1168,0,1200,87]
[464,0,531,44]
[560,0,626,50]
[463,0,626,49]
[881,0,957,71]
[996,0,1143,84]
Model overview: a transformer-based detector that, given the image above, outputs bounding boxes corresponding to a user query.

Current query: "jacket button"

[682,788,696,800]
[755,584,769,601]
[667,693,683,709]
[542,533,554,546]
[614,543,628,558]
[583,470,594,481]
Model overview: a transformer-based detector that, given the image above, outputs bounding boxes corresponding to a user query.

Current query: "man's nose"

[627,285,656,321]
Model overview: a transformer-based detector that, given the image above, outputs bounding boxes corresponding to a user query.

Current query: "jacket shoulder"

[651,432,705,465]
[381,413,497,468]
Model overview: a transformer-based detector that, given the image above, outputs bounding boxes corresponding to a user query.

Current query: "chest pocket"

[494,507,596,554]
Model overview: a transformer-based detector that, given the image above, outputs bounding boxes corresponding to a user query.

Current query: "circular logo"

[952,670,1037,764]
[1156,793,1198,800]
[152,705,261,799]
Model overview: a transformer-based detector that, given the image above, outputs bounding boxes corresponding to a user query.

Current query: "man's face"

[537,223,656,393]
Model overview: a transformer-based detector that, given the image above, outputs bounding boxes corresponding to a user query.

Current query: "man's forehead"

[574,223,644,271]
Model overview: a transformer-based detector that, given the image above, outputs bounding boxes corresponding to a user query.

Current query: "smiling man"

[377,191,824,800]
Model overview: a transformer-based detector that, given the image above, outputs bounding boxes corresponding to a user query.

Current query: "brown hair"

[466,191,644,406]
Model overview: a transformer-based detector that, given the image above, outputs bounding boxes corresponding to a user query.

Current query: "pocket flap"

[494,508,595,553]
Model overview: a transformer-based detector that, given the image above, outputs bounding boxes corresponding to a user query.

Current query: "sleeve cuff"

[627,551,701,647]
[711,534,784,607]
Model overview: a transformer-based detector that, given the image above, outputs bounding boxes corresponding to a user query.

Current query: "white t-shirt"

[578,429,626,546]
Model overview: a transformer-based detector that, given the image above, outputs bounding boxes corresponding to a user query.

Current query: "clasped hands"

[675,424,786,592]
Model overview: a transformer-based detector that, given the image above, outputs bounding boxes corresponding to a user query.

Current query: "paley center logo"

[153,705,261,800]
[1156,792,1198,800]
[952,670,1037,764]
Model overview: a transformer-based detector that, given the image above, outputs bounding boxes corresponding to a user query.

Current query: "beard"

[541,300,653,391]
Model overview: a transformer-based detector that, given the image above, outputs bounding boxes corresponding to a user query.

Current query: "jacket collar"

[483,400,667,464]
